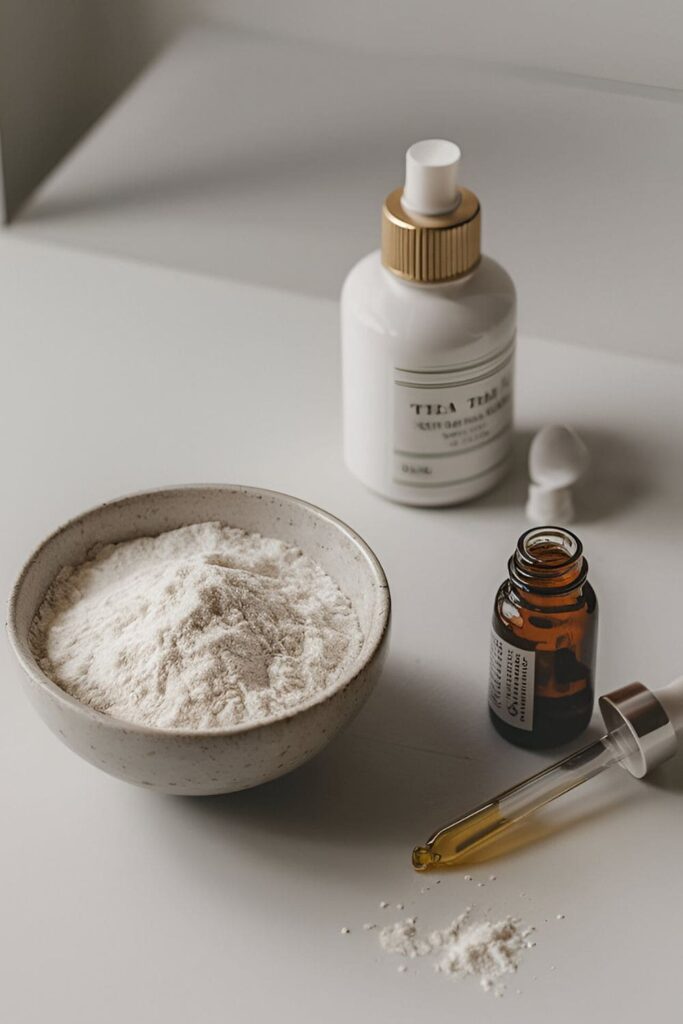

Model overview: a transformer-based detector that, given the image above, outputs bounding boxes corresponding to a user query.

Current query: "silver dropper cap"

[599,682,678,779]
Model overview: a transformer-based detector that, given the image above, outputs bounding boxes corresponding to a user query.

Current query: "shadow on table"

[169,660,624,875]
[645,754,683,793]
[176,664,482,849]
[475,425,656,522]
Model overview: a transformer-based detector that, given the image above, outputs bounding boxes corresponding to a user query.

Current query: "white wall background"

[0,1,161,219]
[184,0,683,89]
[1,1,682,362]
[2,0,683,218]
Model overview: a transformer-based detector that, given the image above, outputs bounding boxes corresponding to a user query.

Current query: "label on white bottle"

[488,631,535,731]
[392,339,514,489]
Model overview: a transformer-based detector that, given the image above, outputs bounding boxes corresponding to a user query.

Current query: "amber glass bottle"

[488,527,598,749]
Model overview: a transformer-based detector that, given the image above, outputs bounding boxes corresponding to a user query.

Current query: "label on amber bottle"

[488,631,535,731]
[392,338,514,489]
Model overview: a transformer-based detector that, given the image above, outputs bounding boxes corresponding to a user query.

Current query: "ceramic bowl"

[7,485,390,795]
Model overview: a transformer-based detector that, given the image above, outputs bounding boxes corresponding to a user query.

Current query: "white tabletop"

[2,232,682,1022]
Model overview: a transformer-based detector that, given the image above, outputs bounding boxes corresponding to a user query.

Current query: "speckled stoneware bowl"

[7,485,390,795]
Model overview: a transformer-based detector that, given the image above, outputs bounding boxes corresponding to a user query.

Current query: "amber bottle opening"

[509,527,588,598]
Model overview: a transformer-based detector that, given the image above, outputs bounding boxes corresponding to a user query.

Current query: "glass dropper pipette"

[413,677,683,871]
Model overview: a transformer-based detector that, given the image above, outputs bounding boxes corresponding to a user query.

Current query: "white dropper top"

[401,139,462,217]
[526,424,589,524]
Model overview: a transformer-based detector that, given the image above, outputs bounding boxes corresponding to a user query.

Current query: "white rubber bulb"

[526,425,589,524]
[529,424,589,489]
[401,139,461,217]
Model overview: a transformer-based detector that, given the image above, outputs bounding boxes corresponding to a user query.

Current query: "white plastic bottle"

[341,140,516,506]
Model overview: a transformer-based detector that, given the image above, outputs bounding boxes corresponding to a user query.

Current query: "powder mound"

[432,912,532,994]
[30,522,364,730]
[379,908,532,996]
[379,918,432,959]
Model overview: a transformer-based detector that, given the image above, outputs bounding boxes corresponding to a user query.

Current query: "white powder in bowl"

[29,522,363,730]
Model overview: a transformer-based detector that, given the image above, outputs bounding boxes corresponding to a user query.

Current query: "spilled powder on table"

[378,908,533,996]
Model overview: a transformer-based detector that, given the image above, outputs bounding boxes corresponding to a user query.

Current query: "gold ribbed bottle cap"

[381,186,481,283]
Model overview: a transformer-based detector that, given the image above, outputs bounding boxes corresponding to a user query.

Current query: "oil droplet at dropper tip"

[412,845,440,872]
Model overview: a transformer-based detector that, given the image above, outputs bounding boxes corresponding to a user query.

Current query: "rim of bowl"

[7,484,391,739]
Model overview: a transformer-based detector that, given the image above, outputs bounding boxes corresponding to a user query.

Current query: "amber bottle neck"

[508,526,587,600]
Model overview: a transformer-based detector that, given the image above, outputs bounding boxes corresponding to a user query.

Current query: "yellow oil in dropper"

[413,802,509,870]
[412,678,683,870]
[412,731,627,871]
